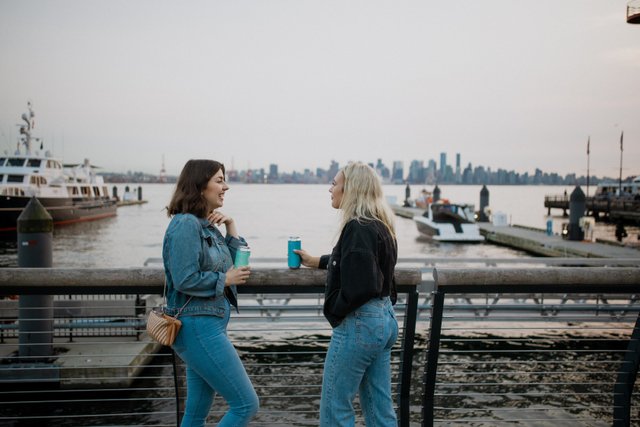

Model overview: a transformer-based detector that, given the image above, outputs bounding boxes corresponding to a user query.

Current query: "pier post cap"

[17,197,53,233]
[480,185,489,195]
[570,185,585,202]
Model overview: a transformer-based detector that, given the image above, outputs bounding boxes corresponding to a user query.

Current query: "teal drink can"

[287,237,301,269]
[234,246,251,267]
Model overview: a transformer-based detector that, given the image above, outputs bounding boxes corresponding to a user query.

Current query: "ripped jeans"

[320,297,399,427]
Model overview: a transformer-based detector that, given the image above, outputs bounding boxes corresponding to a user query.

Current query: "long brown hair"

[166,159,225,218]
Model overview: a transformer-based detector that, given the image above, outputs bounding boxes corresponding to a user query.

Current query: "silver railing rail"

[1,264,639,426]
[0,267,421,427]
[423,267,640,427]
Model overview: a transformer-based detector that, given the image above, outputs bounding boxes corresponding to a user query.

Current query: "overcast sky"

[1,1,638,178]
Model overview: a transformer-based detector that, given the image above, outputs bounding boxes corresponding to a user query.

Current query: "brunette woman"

[163,159,259,427]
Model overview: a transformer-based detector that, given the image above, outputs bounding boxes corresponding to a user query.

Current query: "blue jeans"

[172,300,259,427]
[320,297,399,427]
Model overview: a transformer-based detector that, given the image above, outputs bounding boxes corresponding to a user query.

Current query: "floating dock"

[391,204,640,258]
[478,223,640,258]
[116,199,148,207]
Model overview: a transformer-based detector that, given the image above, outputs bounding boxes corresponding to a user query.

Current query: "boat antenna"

[17,101,36,155]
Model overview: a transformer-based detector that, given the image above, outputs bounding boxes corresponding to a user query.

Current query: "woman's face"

[329,171,344,209]
[203,169,229,211]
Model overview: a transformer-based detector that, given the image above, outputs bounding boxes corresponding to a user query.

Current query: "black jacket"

[319,219,398,327]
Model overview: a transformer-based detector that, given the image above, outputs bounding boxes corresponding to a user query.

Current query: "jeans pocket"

[356,311,384,349]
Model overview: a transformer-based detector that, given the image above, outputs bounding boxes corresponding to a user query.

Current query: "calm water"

[2,183,636,268]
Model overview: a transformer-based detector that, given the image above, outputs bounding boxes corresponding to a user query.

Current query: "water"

[2,183,636,267]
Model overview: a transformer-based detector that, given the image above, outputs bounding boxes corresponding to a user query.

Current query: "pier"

[544,195,640,224]
[1,262,639,426]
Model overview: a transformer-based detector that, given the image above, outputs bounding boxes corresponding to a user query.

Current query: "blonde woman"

[295,162,399,426]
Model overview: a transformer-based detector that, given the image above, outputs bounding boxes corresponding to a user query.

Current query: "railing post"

[613,310,640,427]
[398,287,418,427]
[422,290,444,427]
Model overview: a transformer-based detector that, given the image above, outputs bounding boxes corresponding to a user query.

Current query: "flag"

[620,131,624,152]
[587,136,590,155]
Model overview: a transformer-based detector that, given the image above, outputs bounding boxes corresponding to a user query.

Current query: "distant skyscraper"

[269,164,278,182]
[328,160,340,181]
[392,161,404,183]
[408,160,425,184]
[455,153,461,183]
[439,152,447,179]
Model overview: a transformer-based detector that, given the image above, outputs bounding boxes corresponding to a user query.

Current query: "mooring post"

[17,197,54,359]
[568,185,586,241]
[479,185,490,222]
[433,185,441,203]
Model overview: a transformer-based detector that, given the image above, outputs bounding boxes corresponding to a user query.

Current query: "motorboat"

[413,201,485,242]
[0,102,117,232]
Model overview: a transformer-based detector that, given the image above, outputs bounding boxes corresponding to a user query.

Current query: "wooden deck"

[478,223,640,258]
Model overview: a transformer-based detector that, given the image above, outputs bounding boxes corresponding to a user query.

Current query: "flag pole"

[586,136,590,198]
[618,131,623,195]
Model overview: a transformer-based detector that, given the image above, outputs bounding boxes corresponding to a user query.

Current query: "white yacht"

[413,202,485,242]
[0,103,117,232]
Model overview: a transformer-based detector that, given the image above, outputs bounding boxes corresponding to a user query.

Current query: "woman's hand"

[225,266,251,286]
[208,210,238,238]
[293,249,321,269]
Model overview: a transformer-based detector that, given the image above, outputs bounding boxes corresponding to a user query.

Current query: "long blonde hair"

[337,162,396,240]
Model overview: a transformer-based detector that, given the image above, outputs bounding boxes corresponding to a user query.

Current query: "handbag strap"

[175,296,193,319]
[163,276,193,319]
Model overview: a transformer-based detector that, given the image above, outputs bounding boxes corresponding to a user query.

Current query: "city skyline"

[1,1,639,177]
[101,152,636,187]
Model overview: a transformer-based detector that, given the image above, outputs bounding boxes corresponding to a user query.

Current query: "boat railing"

[0,265,638,425]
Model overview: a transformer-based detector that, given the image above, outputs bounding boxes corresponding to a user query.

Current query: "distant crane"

[159,154,167,183]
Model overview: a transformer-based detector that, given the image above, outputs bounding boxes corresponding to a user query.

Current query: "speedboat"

[413,201,485,242]
[0,102,117,232]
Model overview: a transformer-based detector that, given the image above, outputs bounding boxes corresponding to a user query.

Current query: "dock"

[116,199,148,207]
[544,194,640,224]
[478,223,640,258]
[391,204,424,219]
[391,203,640,258]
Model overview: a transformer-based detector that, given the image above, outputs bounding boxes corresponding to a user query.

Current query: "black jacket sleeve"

[324,222,382,319]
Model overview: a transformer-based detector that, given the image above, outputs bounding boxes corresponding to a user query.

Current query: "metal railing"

[1,264,639,426]
[0,267,420,426]
[423,267,640,427]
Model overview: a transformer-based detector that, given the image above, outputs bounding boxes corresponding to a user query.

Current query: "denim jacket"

[162,213,247,317]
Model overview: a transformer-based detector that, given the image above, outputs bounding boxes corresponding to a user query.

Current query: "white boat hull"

[413,215,485,242]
